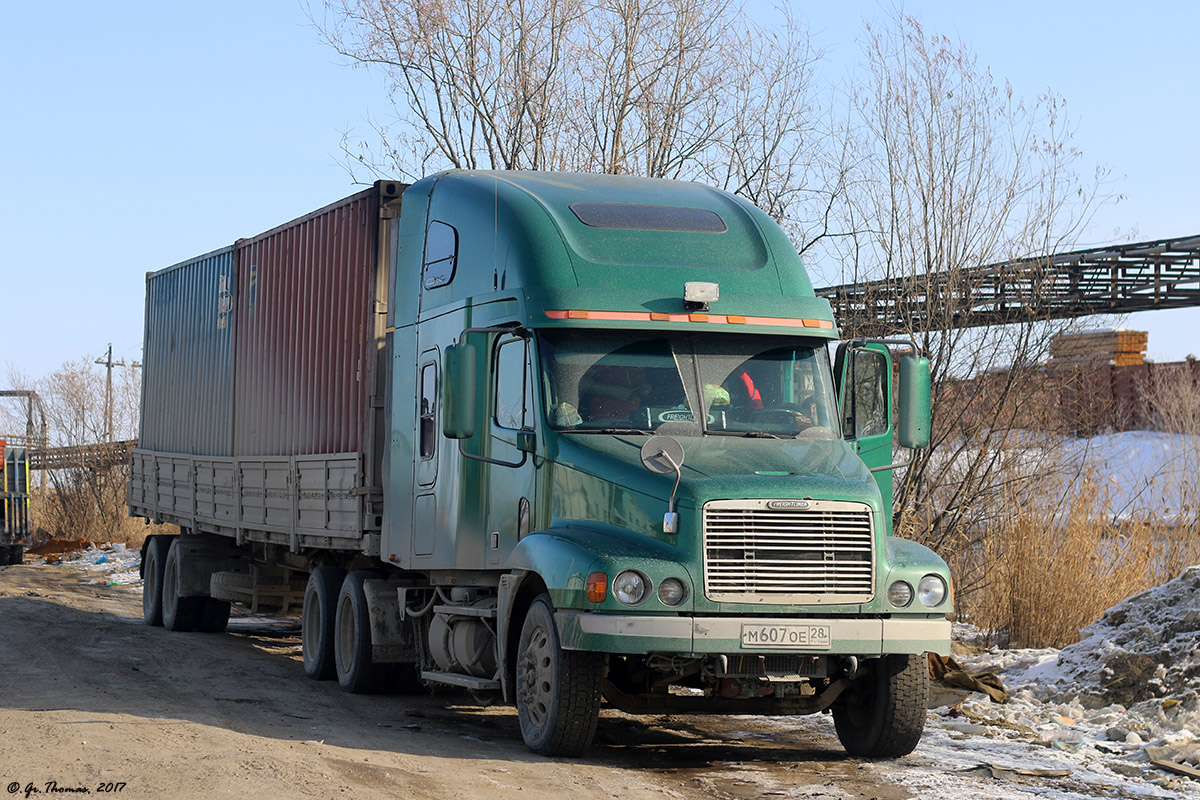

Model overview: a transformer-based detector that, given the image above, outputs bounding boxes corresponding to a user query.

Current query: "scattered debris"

[929,653,1009,703]
[1147,741,1200,780]
[26,538,95,556]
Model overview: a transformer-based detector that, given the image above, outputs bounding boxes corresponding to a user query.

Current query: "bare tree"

[6,358,141,542]
[312,0,823,226]
[810,15,1116,579]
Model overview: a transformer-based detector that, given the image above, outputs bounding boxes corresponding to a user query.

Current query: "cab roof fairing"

[418,171,822,314]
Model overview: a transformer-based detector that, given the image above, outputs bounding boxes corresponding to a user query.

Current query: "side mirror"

[443,342,477,439]
[897,355,931,449]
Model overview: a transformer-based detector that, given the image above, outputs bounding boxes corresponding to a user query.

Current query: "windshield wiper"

[574,427,651,435]
[705,429,791,439]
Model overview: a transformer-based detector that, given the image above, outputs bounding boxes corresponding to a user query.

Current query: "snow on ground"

[1059,431,1199,521]
[923,566,1200,798]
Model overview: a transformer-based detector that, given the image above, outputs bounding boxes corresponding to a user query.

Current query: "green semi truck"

[130,171,951,757]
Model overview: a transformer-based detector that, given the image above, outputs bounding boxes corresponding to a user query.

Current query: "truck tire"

[515,594,603,756]
[832,653,928,758]
[197,598,232,633]
[142,535,172,627]
[162,538,203,632]
[334,570,386,693]
[303,565,346,680]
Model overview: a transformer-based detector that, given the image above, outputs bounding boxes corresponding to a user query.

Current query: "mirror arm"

[457,440,528,469]
[868,449,914,473]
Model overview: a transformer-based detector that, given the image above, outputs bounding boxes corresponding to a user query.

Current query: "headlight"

[918,574,947,607]
[657,578,687,606]
[888,580,913,608]
[613,570,650,605]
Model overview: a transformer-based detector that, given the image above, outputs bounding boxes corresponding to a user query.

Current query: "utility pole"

[95,344,139,443]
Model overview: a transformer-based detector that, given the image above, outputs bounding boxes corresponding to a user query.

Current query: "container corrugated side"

[139,248,235,455]
[231,188,381,456]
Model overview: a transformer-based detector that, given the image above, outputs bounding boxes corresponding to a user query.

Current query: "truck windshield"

[538,331,840,438]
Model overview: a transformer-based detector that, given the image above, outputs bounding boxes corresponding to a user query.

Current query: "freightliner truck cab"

[384,171,951,756]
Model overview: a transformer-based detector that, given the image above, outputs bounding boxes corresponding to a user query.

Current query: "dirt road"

[0,561,909,800]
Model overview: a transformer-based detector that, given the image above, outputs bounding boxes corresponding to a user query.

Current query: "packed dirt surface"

[0,561,910,800]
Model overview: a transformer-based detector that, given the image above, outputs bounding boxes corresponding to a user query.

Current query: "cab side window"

[423,221,457,289]
[846,350,889,439]
[420,362,437,459]
[494,338,531,430]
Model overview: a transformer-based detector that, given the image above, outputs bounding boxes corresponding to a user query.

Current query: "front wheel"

[515,595,603,756]
[832,653,928,758]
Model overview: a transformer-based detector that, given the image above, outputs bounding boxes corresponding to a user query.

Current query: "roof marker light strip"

[544,310,833,329]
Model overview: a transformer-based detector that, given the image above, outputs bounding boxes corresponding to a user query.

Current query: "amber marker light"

[586,572,608,603]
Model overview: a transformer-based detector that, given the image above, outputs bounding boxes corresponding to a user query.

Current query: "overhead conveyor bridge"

[816,234,1200,338]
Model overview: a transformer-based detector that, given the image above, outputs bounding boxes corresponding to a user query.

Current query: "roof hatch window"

[569,203,727,233]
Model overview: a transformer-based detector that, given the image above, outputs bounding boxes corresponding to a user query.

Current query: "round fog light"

[657,578,687,606]
[613,570,649,605]
[888,580,913,608]
[918,574,947,607]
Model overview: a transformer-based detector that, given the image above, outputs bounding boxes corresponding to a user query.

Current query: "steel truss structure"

[816,234,1200,338]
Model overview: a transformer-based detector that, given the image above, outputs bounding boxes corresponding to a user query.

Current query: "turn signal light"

[586,572,608,603]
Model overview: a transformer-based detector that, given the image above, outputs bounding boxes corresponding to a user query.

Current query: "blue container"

[139,247,235,455]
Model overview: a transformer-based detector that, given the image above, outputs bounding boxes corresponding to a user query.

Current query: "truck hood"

[553,433,881,509]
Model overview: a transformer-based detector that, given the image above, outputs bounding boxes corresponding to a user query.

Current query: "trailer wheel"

[303,565,346,680]
[334,570,386,693]
[515,594,603,756]
[142,536,172,626]
[832,653,928,758]
[197,598,231,633]
[162,538,202,632]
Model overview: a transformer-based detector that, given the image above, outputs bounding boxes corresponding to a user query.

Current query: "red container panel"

[232,189,382,456]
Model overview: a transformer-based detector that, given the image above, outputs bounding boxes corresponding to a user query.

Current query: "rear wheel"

[162,538,203,632]
[302,565,346,680]
[832,653,928,757]
[142,536,172,626]
[515,594,603,756]
[334,570,386,693]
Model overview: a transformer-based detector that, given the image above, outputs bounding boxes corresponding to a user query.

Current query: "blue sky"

[2,0,1197,385]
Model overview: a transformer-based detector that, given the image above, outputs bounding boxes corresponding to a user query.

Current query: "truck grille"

[702,499,875,604]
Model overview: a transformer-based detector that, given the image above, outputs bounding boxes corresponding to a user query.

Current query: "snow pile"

[984,566,1200,719]
[944,565,1200,796]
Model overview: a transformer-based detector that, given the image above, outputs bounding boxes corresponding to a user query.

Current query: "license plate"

[740,623,831,650]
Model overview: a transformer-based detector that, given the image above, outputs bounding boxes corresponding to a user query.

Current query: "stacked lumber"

[1048,329,1147,368]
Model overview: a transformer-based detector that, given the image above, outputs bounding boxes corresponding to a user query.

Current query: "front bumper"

[555,612,950,656]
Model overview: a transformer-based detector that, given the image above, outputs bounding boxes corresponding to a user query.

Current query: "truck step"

[420,670,500,691]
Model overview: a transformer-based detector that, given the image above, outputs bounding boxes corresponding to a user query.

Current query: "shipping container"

[130,181,405,549]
